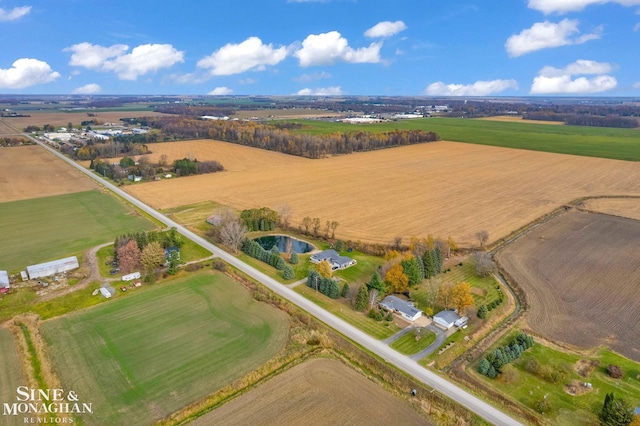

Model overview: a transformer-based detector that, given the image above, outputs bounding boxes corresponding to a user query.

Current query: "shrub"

[534,397,550,414]
[334,240,345,251]
[607,364,624,379]
[477,305,488,319]
[213,259,227,272]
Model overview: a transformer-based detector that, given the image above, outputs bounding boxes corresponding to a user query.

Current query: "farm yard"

[124,139,640,247]
[0,145,97,203]
[497,210,640,361]
[40,271,289,426]
[0,190,157,272]
[0,328,25,426]
[190,358,431,426]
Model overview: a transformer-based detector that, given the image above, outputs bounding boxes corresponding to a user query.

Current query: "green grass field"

[286,118,640,161]
[41,271,289,426]
[0,190,157,272]
[471,331,640,425]
[390,329,436,355]
[0,328,25,426]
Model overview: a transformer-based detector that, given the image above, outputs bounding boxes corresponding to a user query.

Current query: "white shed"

[0,271,9,289]
[26,256,79,280]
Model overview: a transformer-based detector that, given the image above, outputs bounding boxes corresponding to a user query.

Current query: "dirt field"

[497,210,640,361]
[475,115,564,125]
[0,145,97,203]
[233,108,345,120]
[191,358,431,426]
[0,111,166,130]
[583,197,640,221]
[123,139,640,246]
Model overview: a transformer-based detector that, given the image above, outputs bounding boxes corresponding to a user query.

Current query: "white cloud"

[295,31,382,66]
[425,79,518,96]
[0,58,60,89]
[505,19,600,57]
[528,0,640,14]
[633,82,640,89]
[239,78,256,85]
[634,22,640,31]
[208,86,233,95]
[0,6,31,21]
[364,20,407,38]
[65,42,184,80]
[197,37,287,76]
[530,59,617,93]
[297,86,343,95]
[294,71,331,82]
[72,83,101,94]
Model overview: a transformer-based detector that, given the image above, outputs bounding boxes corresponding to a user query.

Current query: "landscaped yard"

[41,271,289,425]
[390,329,436,355]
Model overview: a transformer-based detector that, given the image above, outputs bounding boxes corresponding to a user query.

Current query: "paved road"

[29,136,523,426]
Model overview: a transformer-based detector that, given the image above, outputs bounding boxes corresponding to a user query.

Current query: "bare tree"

[219,219,248,253]
[330,221,339,239]
[159,154,168,167]
[472,251,496,277]
[475,230,489,248]
[275,203,292,229]
[302,216,312,234]
[312,217,321,237]
[394,236,403,250]
[368,289,380,310]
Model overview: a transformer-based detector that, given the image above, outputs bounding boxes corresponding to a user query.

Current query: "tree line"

[523,112,638,128]
[0,137,32,147]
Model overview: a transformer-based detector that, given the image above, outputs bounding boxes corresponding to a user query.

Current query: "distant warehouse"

[26,256,79,280]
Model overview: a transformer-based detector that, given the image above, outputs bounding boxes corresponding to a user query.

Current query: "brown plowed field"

[124,139,640,246]
[0,145,97,202]
[190,358,431,426]
[1,111,167,130]
[497,210,640,361]
[584,198,640,221]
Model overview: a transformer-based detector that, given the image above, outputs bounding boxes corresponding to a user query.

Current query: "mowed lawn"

[288,117,640,161]
[0,328,25,426]
[41,271,289,426]
[0,190,157,271]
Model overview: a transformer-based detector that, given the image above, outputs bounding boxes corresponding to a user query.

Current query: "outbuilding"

[0,270,9,292]
[26,256,79,280]
[433,310,461,330]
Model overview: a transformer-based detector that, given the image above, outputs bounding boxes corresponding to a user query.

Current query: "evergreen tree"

[433,247,443,274]
[423,250,435,278]
[289,251,299,264]
[415,255,425,281]
[367,272,386,294]
[282,265,294,280]
[354,285,369,312]
[341,282,350,298]
[477,305,488,319]
[327,280,340,299]
[275,256,286,270]
[270,245,279,255]
[307,270,321,290]
[401,256,422,287]
[600,393,634,426]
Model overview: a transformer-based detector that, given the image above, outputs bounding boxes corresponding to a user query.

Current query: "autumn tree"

[330,221,339,239]
[302,216,311,234]
[312,217,321,237]
[476,230,489,248]
[324,220,331,238]
[385,263,409,294]
[141,241,165,282]
[451,282,475,315]
[437,282,454,309]
[219,219,248,253]
[354,284,369,312]
[275,203,292,229]
[117,239,141,274]
[316,260,333,278]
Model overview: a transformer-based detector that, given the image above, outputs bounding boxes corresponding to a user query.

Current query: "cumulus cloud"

[506,19,600,57]
[208,86,233,95]
[364,20,407,38]
[530,59,617,93]
[65,42,184,80]
[295,31,382,66]
[297,86,343,95]
[528,0,640,14]
[0,5,31,21]
[72,83,101,94]
[0,58,60,89]
[197,37,287,76]
[425,79,518,96]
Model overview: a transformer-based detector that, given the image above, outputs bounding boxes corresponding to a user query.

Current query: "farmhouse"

[379,295,422,322]
[310,249,356,270]
[0,270,9,292]
[433,310,462,330]
[26,256,79,280]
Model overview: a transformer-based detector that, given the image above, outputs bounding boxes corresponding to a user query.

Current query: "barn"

[26,256,79,280]
[0,270,9,291]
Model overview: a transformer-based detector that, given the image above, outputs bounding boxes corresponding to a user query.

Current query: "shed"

[379,295,422,322]
[99,286,114,299]
[433,310,461,330]
[26,256,79,280]
[0,270,9,289]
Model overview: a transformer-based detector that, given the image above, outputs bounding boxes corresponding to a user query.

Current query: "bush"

[534,397,550,414]
[477,305,488,319]
[607,364,624,379]
[213,259,227,272]
[334,240,344,251]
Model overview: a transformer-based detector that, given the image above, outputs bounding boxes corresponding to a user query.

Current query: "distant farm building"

[379,295,422,322]
[0,270,9,292]
[433,310,462,330]
[26,256,79,280]
[310,249,356,270]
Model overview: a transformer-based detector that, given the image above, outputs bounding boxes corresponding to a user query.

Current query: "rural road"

[29,135,523,426]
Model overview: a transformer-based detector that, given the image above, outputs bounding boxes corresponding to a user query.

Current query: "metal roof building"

[26,256,79,280]
[0,270,9,289]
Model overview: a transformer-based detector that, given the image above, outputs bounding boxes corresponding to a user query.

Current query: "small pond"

[253,235,314,254]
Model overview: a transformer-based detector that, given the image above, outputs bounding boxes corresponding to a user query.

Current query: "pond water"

[253,235,313,254]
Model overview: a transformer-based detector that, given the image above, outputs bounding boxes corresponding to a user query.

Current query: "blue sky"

[0,0,638,96]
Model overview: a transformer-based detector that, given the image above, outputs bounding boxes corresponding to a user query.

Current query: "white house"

[379,295,422,322]
[310,249,356,270]
[433,310,461,330]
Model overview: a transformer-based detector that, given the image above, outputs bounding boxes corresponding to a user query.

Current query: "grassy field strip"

[0,190,157,272]
[41,271,289,425]
[390,330,437,355]
[288,117,640,161]
[0,327,26,426]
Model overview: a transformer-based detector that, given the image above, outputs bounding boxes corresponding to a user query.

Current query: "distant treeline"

[523,112,639,128]
[148,116,439,158]
[0,137,32,147]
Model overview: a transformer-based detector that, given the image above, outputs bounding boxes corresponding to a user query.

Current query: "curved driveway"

[30,136,523,426]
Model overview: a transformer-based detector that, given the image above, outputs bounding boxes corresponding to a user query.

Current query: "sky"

[0,0,639,96]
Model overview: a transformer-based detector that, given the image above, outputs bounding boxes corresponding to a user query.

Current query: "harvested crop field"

[0,328,25,426]
[0,110,167,130]
[475,115,564,125]
[497,210,640,361]
[41,271,289,425]
[124,139,640,246]
[583,197,640,221]
[0,145,96,203]
[191,358,431,426]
